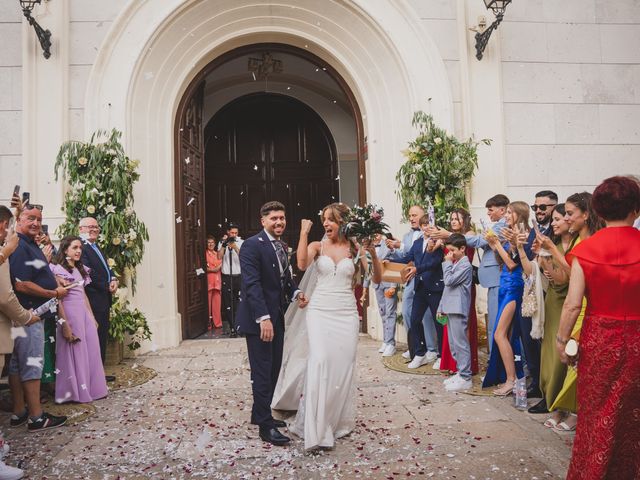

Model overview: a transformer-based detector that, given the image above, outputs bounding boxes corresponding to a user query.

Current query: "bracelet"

[54,289,59,299]
[555,335,569,345]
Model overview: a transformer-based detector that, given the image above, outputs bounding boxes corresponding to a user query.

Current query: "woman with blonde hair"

[482,201,529,395]
[276,202,382,451]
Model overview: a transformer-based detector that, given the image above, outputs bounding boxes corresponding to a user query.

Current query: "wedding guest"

[50,236,108,403]
[438,234,473,392]
[218,223,243,336]
[430,208,478,374]
[0,205,34,479]
[79,217,118,382]
[482,201,529,395]
[557,176,640,480]
[393,215,444,369]
[464,194,509,354]
[523,205,576,421]
[386,205,438,362]
[206,235,222,329]
[8,205,67,431]
[363,233,397,357]
[548,192,603,430]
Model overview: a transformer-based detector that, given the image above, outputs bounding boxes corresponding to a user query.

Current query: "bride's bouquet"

[341,203,390,242]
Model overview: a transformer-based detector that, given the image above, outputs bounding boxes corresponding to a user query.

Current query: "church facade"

[1,0,638,350]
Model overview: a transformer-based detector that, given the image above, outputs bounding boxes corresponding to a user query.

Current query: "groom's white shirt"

[256,229,300,323]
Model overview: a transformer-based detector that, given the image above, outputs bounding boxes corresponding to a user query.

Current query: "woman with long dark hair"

[205,235,222,330]
[50,236,108,403]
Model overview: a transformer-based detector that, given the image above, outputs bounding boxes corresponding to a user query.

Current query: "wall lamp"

[19,0,52,59]
[475,0,511,60]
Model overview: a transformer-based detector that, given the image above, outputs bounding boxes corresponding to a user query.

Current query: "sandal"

[493,381,514,397]
[544,411,566,428]
[554,414,577,432]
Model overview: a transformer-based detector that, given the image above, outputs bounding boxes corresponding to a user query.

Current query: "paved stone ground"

[3,336,572,479]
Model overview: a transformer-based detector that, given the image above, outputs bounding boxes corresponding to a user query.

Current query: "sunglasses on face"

[26,204,43,212]
[530,204,556,212]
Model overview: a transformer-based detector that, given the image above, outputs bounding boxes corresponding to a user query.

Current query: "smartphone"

[13,185,20,197]
[42,224,49,236]
[22,192,30,205]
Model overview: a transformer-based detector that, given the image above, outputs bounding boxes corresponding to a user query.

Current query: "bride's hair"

[321,202,364,287]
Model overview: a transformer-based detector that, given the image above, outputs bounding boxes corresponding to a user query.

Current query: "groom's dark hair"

[260,201,286,217]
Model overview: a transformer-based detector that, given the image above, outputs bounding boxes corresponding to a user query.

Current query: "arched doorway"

[205,93,339,245]
[174,44,366,339]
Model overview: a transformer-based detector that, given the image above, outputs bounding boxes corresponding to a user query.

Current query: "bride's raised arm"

[360,239,382,284]
[297,219,321,271]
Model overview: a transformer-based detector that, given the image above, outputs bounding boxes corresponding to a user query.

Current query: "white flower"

[107,258,116,268]
[104,205,116,215]
[128,230,137,241]
[434,137,442,145]
[87,205,96,214]
[78,157,88,166]
[112,237,121,246]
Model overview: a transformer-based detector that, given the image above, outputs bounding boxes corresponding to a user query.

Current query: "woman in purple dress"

[50,236,108,403]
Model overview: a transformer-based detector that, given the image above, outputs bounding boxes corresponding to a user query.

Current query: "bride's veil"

[271,259,319,411]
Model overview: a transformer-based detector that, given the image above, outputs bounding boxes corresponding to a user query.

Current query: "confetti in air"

[49,336,55,343]
[25,259,47,270]
[184,157,191,164]
[54,368,61,374]
[56,391,72,403]
[253,165,258,171]
[176,216,182,224]
[195,268,205,276]
[187,197,195,206]
[10,327,27,340]
[26,356,44,368]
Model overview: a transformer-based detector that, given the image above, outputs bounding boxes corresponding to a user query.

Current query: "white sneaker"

[378,342,386,353]
[445,376,473,392]
[407,355,428,369]
[432,358,441,370]
[382,344,396,357]
[402,350,411,360]
[443,373,460,385]
[425,351,438,363]
[0,460,23,480]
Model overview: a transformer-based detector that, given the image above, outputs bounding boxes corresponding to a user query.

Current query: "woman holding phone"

[50,236,108,403]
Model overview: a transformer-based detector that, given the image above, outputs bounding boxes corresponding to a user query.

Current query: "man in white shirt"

[218,223,244,337]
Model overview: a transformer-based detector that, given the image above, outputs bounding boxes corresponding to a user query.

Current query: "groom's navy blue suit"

[236,230,298,430]
[394,237,445,358]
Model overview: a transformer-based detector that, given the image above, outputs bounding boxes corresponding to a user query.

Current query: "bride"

[272,202,382,451]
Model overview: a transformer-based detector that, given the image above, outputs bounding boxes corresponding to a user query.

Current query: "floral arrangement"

[109,292,152,351]
[396,111,490,226]
[54,129,151,350]
[342,204,390,242]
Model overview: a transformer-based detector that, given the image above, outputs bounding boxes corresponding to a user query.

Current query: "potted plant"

[55,129,151,363]
[396,111,490,224]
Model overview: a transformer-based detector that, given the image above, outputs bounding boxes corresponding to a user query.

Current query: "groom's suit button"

[259,427,291,446]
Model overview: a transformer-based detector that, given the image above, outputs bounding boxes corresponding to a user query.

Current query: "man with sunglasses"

[521,190,557,405]
[8,205,68,432]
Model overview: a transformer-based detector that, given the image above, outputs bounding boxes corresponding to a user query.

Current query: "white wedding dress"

[272,245,359,450]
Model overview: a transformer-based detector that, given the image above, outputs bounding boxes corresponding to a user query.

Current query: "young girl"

[50,236,108,403]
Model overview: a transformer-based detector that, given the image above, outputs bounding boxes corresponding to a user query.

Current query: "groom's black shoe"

[527,398,548,414]
[259,427,291,446]
[273,419,287,428]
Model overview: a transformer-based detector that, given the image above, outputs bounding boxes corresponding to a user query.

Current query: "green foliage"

[109,297,152,351]
[396,111,490,226]
[54,129,151,350]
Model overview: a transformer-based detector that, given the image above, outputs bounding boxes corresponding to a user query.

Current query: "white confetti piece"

[26,356,43,368]
[176,216,182,224]
[335,175,340,180]
[514,355,521,361]
[49,304,57,313]
[80,384,87,390]
[56,391,72,403]
[187,197,195,206]
[253,164,258,170]
[197,219,201,227]
[54,368,61,374]
[49,336,55,343]
[25,259,48,269]
[11,327,27,340]
[57,318,66,325]
[195,268,205,276]
[184,156,191,164]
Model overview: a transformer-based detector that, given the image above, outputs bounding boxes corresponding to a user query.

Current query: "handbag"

[521,274,537,317]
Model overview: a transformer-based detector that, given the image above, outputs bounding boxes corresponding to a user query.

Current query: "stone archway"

[84,0,453,350]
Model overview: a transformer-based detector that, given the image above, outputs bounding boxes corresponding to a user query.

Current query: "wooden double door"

[176,92,339,339]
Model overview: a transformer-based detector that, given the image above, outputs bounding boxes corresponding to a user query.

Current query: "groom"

[236,201,308,446]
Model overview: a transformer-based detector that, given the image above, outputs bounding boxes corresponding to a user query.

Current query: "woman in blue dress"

[482,201,530,395]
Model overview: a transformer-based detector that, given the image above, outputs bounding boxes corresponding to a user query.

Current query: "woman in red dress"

[436,209,479,375]
[557,176,640,480]
[206,235,222,329]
